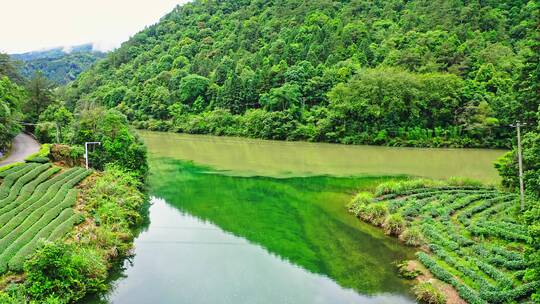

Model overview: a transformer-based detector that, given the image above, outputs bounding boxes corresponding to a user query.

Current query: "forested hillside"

[12,44,105,85]
[65,0,538,148]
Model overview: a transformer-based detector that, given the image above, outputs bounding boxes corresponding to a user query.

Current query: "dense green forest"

[64,0,538,148]
[11,44,105,85]
[0,54,24,154]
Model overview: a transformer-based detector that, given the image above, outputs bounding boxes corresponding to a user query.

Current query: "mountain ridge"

[11,43,106,85]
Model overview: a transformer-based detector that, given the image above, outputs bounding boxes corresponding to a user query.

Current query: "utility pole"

[84,142,101,169]
[510,121,526,211]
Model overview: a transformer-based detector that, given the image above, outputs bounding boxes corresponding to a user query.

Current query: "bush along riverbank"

[348,178,540,304]
[0,161,146,303]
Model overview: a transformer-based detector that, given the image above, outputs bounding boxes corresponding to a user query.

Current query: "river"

[85,131,505,304]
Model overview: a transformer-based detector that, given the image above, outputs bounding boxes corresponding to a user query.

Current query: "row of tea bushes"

[0,163,89,273]
[348,179,537,303]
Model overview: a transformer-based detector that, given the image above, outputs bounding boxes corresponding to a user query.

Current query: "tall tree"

[24,71,54,123]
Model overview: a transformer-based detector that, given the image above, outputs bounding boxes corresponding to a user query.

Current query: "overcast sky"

[0,0,190,54]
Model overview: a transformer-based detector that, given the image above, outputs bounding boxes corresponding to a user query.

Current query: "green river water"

[85,131,505,304]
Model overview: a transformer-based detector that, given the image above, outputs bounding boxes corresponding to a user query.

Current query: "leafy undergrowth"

[349,178,540,304]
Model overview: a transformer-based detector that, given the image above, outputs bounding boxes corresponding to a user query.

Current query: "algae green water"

[86,132,505,303]
[140,131,504,183]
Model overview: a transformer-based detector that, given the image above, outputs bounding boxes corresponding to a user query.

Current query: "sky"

[0,0,191,54]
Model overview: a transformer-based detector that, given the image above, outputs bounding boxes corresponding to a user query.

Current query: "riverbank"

[348,178,538,304]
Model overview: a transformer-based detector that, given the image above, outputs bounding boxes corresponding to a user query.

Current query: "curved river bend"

[85,132,504,304]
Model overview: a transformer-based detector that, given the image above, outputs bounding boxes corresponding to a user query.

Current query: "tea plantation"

[0,163,89,273]
[349,180,540,304]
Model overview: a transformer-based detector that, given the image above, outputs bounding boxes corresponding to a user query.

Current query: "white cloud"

[0,0,190,54]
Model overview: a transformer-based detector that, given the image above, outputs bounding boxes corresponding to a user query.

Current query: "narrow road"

[0,133,41,166]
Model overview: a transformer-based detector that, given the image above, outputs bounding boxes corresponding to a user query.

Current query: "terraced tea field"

[350,183,540,304]
[0,163,89,273]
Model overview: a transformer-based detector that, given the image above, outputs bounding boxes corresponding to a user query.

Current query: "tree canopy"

[62,0,538,148]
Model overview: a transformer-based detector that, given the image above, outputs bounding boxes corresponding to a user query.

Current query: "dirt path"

[0,133,40,166]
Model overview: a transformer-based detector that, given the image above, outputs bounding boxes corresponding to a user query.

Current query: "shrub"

[447,177,484,188]
[399,227,425,246]
[0,169,88,267]
[50,144,84,167]
[359,203,388,226]
[348,192,373,208]
[416,252,454,283]
[383,213,406,236]
[475,259,513,289]
[396,260,421,279]
[24,242,107,303]
[347,192,373,215]
[375,181,401,196]
[375,179,442,196]
[402,197,433,218]
[0,284,26,304]
[412,281,446,304]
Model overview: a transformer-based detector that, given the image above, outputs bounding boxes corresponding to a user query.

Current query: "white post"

[84,142,101,169]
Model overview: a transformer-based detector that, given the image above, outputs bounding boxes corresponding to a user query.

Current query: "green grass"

[0,163,88,274]
[349,179,537,303]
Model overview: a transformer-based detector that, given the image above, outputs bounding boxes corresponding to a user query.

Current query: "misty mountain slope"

[12,44,106,85]
[64,0,537,148]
